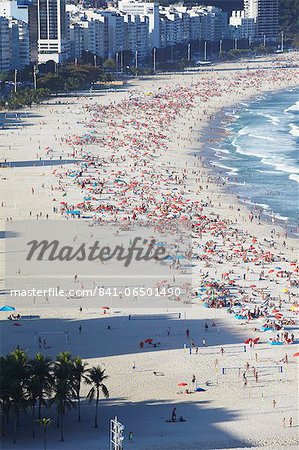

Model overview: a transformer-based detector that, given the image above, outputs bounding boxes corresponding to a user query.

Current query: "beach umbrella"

[102,306,110,310]
[144,338,153,343]
[0,305,15,311]
[244,338,252,344]
[178,382,188,387]
[293,352,299,357]
[282,288,289,293]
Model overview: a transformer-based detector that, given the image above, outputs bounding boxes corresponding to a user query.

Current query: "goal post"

[34,330,69,345]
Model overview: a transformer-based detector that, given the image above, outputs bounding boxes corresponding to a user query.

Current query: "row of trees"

[0,64,114,110]
[0,349,109,444]
[38,64,113,95]
[0,88,51,110]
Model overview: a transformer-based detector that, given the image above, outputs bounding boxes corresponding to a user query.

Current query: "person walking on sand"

[132,361,136,370]
[273,399,276,408]
[192,374,196,387]
[128,431,133,443]
[185,328,190,338]
[283,417,286,428]
[289,417,293,427]
[171,408,177,422]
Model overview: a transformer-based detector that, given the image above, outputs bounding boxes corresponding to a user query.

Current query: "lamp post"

[263,34,266,48]
[94,54,97,67]
[120,46,123,73]
[281,31,284,52]
[14,69,17,93]
[135,49,138,76]
[187,42,191,61]
[204,41,207,61]
[219,39,223,55]
[234,38,238,50]
[115,52,119,75]
[33,65,37,90]
[153,47,156,73]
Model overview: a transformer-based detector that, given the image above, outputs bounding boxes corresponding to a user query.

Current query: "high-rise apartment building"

[244,0,279,39]
[0,17,11,71]
[9,18,30,69]
[118,0,160,48]
[37,0,68,63]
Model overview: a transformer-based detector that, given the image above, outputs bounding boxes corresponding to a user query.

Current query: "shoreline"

[199,86,299,236]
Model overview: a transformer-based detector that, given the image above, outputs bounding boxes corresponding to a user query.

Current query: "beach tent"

[0,305,15,311]
[66,210,80,215]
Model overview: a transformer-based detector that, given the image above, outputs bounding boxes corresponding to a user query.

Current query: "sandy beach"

[0,55,298,449]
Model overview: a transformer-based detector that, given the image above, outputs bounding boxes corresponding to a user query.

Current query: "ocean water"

[209,87,299,229]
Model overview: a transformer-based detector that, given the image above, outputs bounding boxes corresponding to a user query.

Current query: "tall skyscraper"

[37,0,68,63]
[244,0,279,39]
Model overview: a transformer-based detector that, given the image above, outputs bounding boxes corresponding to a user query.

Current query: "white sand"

[0,55,298,449]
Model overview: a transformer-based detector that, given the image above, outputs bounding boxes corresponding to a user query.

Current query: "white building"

[243,0,279,40]
[118,0,159,48]
[199,6,228,42]
[159,5,228,47]
[9,18,30,69]
[0,0,28,23]
[37,0,69,63]
[159,9,182,48]
[123,14,149,60]
[0,16,11,71]
[229,11,256,39]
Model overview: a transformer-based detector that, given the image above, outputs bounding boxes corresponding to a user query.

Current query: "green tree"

[29,353,53,420]
[85,366,109,428]
[72,357,88,422]
[51,352,76,441]
[6,349,29,443]
[37,417,52,450]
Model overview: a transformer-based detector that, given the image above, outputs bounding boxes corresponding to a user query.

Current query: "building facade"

[118,0,159,48]
[37,0,68,63]
[0,17,11,72]
[243,0,279,40]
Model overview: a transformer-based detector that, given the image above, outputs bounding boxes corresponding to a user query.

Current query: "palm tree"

[85,366,109,428]
[51,352,76,441]
[0,356,11,430]
[9,381,28,444]
[72,357,88,422]
[25,375,40,438]
[37,417,52,450]
[6,349,29,442]
[29,353,53,419]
